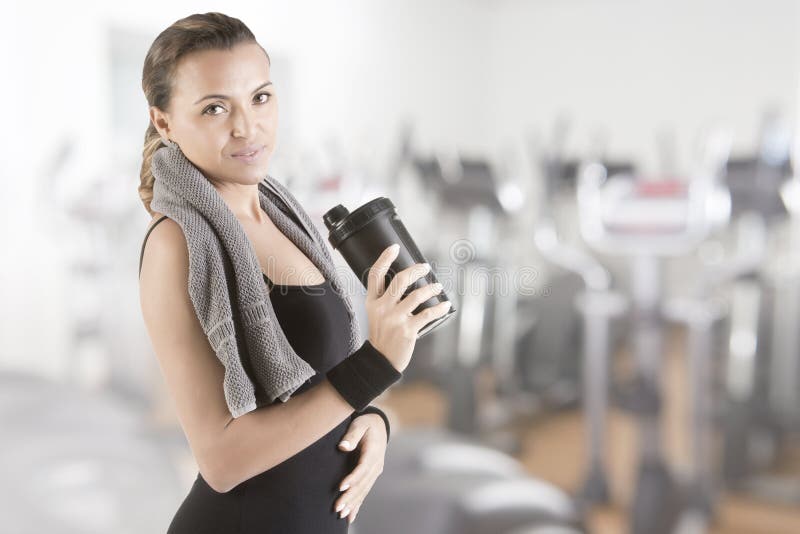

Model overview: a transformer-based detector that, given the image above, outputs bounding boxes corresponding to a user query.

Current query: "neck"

[213,181,268,224]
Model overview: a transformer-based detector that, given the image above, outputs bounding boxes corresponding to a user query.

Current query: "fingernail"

[336,502,345,512]
[422,263,430,271]
[340,482,350,491]
[433,282,443,291]
[339,440,351,450]
[341,507,351,518]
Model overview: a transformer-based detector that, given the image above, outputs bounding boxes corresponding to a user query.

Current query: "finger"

[335,480,361,514]
[367,244,400,301]
[336,477,366,518]
[338,499,353,520]
[398,281,444,316]
[338,465,379,520]
[339,459,369,492]
[339,419,370,452]
[345,483,371,523]
[410,300,453,332]
[345,466,380,518]
[335,491,353,516]
[349,416,385,452]
[365,422,389,452]
[384,262,431,304]
[348,504,361,525]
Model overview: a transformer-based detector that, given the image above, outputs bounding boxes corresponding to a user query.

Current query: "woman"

[137,12,451,534]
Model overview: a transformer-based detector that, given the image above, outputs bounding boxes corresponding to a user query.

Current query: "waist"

[198,414,356,493]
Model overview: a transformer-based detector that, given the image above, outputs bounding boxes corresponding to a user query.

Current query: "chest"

[241,215,325,286]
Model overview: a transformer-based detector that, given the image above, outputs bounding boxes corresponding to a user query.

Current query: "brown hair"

[139,12,270,216]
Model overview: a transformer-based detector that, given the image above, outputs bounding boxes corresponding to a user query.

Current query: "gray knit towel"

[149,143,362,418]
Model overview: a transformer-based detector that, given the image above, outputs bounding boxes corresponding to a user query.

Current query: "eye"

[202,92,272,116]
[202,103,225,116]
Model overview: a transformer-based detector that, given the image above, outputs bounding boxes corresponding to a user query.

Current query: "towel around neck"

[149,143,362,418]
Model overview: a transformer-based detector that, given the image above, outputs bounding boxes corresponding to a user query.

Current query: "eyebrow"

[193,81,273,105]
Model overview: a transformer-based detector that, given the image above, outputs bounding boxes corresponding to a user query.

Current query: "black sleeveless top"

[139,215,361,533]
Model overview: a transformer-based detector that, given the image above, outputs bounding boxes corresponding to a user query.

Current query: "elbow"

[204,469,232,494]
[198,410,275,493]
[197,440,237,494]
[198,455,231,493]
[201,461,235,494]
[202,471,230,494]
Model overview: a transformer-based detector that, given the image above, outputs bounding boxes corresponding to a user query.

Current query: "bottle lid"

[325,197,396,249]
[323,204,350,230]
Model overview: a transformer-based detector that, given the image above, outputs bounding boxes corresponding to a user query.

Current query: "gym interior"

[3,1,800,533]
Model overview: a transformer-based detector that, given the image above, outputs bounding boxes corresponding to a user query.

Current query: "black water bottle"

[323,197,457,337]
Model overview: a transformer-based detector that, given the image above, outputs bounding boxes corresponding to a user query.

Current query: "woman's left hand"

[334,413,388,525]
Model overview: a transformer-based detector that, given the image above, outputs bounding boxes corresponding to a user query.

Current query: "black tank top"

[140,215,357,533]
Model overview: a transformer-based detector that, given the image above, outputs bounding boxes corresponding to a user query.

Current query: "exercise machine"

[575,127,731,534]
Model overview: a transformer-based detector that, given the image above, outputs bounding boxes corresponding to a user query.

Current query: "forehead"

[173,43,270,98]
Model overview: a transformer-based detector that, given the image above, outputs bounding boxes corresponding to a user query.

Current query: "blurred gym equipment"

[575,126,732,534]
[353,427,586,534]
[1,136,189,532]
[532,120,628,505]
[350,126,587,534]
[718,110,800,505]
[393,127,538,453]
[0,370,185,533]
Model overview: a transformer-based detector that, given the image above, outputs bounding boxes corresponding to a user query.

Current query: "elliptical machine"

[532,128,628,506]
[718,110,799,502]
[574,131,731,534]
[353,126,587,534]
[391,130,541,453]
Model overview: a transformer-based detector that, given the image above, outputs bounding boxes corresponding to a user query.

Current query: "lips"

[232,145,263,157]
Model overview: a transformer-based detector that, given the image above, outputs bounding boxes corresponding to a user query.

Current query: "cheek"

[182,118,222,147]
[264,115,278,136]
[195,136,226,163]
[263,102,278,126]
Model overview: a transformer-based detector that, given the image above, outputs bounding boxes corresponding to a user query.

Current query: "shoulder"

[140,212,189,282]
[145,211,184,245]
[146,211,174,234]
[138,213,194,344]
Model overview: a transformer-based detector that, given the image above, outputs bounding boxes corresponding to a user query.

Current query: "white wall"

[485,0,800,173]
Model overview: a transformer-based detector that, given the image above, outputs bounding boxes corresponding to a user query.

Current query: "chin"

[228,161,270,180]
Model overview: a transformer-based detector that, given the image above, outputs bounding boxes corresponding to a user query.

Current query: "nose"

[231,106,257,139]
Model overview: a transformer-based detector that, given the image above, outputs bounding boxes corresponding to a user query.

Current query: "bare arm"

[139,217,354,493]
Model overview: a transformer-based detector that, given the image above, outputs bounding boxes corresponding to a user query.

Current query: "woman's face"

[150,42,277,186]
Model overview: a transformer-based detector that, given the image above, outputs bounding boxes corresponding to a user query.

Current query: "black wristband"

[355,405,392,442]
[326,340,402,412]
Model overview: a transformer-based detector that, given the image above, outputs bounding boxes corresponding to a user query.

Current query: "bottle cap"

[326,197,396,249]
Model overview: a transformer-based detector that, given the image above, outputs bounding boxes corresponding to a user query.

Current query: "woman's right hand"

[365,244,452,373]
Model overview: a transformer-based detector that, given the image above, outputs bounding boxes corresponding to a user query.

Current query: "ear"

[149,106,172,143]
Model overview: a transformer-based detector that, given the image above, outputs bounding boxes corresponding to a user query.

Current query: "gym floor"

[380,326,800,534]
